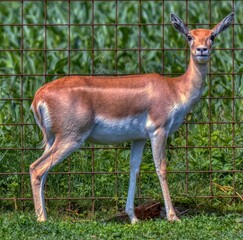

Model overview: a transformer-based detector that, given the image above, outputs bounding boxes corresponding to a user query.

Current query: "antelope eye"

[210,35,215,41]
[187,35,193,41]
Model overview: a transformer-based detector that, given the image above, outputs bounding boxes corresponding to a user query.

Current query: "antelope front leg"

[150,128,180,221]
[125,140,146,224]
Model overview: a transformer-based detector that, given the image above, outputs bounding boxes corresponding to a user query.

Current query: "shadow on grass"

[104,200,243,224]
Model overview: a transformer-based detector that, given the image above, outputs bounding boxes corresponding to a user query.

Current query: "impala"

[30,13,234,223]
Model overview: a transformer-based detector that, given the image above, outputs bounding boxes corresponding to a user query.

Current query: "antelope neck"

[185,54,208,88]
[173,54,208,109]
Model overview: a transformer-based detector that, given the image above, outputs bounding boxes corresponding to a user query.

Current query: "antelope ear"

[170,13,189,37]
[212,12,234,37]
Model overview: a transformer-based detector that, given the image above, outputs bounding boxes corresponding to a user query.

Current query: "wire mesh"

[0,0,242,216]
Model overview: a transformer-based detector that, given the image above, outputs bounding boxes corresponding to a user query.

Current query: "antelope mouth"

[195,54,209,58]
[195,54,210,62]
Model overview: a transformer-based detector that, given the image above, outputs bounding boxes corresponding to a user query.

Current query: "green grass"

[0,211,242,240]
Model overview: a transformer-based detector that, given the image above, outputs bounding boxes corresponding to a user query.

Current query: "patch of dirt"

[110,201,189,223]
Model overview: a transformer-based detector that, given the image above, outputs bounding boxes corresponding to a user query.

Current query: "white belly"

[88,113,149,144]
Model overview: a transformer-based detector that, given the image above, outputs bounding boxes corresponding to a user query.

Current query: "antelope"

[30,12,234,224]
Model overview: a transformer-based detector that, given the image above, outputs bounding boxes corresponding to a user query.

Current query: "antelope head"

[170,12,234,64]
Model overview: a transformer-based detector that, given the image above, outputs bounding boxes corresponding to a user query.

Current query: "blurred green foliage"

[0,1,242,215]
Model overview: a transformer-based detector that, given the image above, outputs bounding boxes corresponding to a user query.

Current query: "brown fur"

[30,12,234,223]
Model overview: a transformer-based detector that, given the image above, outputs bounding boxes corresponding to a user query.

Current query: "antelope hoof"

[130,216,139,225]
[168,214,180,222]
[37,216,47,222]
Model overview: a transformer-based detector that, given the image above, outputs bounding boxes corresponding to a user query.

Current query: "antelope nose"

[196,47,208,55]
